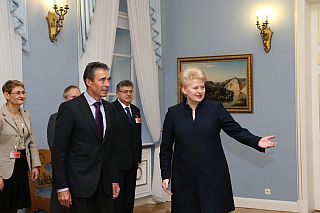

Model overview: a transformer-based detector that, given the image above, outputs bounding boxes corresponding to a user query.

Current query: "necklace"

[12,114,26,150]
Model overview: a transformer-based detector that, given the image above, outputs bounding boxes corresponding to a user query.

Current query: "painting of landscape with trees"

[177,54,253,113]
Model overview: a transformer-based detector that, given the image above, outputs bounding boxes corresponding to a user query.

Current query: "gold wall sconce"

[256,9,273,53]
[46,0,69,42]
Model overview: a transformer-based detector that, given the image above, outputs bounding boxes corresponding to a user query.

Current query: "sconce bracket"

[46,4,69,43]
[256,21,273,53]
[46,11,59,42]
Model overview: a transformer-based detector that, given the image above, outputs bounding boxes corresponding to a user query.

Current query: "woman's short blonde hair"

[2,80,25,94]
[180,68,207,86]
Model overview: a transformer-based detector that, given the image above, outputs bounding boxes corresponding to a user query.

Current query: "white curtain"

[0,0,23,105]
[151,143,170,202]
[78,0,96,55]
[127,0,166,201]
[78,0,119,91]
[9,0,29,51]
[149,0,162,67]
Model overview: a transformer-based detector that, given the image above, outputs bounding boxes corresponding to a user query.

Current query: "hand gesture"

[258,135,277,149]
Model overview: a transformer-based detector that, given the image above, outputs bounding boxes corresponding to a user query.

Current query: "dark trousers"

[70,176,113,213]
[114,168,137,213]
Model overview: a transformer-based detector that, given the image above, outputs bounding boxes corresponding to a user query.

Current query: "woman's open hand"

[258,135,277,149]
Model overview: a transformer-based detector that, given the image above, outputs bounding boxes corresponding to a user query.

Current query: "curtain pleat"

[78,0,119,91]
[0,0,22,105]
[127,0,166,201]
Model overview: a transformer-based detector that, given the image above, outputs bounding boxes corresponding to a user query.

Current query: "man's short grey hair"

[63,85,80,98]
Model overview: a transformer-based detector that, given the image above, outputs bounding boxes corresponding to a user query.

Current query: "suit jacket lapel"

[1,105,18,132]
[114,100,132,126]
[102,100,113,143]
[19,108,31,133]
[78,95,101,142]
[131,107,139,126]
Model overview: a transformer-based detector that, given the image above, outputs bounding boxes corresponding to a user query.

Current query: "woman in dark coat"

[159,68,276,213]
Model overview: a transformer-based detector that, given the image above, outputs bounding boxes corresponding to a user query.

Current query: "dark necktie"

[94,102,103,141]
[125,106,132,124]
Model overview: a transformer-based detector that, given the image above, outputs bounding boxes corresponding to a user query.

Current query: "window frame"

[109,11,136,104]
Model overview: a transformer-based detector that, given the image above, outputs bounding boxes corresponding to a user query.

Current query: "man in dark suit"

[47,85,81,150]
[47,85,81,213]
[113,80,142,213]
[52,62,120,213]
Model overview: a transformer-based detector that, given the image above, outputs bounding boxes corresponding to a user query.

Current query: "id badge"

[9,151,21,159]
[135,117,142,124]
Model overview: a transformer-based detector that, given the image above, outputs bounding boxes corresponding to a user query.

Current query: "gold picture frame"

[177,54,253,113]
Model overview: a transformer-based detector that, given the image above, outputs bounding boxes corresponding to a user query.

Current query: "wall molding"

[295,0,312,212]
[135,196,299,212]
[234,197,299,212]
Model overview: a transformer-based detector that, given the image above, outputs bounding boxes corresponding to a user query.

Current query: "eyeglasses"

[119,90,134,94]
[10,91,27,96]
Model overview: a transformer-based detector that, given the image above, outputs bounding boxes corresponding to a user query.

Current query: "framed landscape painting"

[177,54,253,113]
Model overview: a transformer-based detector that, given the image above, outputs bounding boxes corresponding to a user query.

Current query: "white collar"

[84,91,101,106]
[117,99,130,109]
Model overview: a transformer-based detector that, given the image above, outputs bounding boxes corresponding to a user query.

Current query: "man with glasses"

[113,80,142,213]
